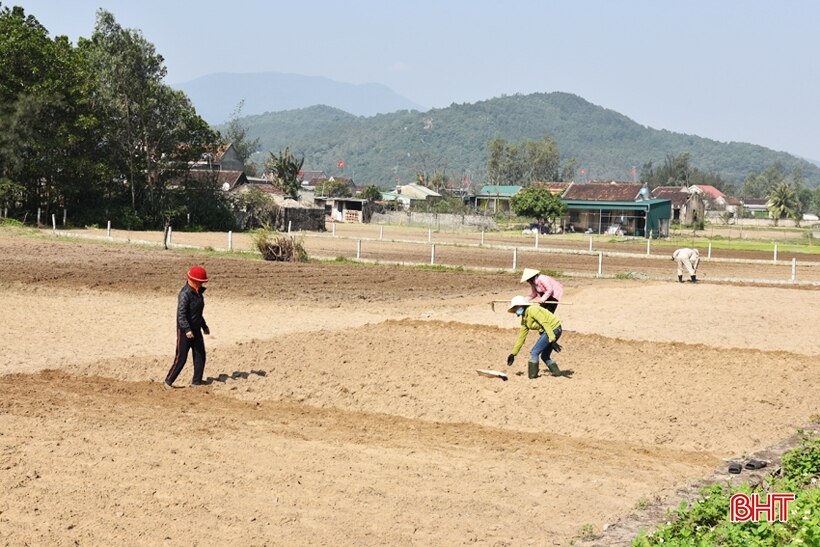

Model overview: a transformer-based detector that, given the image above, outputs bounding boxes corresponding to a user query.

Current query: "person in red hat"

[164,265,211,388]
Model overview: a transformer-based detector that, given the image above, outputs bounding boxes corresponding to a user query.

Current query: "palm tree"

[766,182,800,226]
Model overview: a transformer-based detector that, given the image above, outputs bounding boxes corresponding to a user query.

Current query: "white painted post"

[481,229,485,246]
[791,258,796,282]
[431,244,436,265]
[535,229,540,249]
[598,251,603,276]
[51,213,56,232]
[62,208,67,226]
[167,226,172,246]
[708,241,712,259]
[356,239,361,259]
[107,220,111,238]
[589,237,593,252]
[37,207,41,225]
[379,225,384,240]
[227,231,233,251]
[427,228,432,242]
[773,244,778,263]
[512,248,517,270]
[287,220,292,234]
[646,237,650,256]
[332,223,336,237]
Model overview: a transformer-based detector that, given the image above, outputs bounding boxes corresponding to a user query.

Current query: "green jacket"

[511,305,562,356]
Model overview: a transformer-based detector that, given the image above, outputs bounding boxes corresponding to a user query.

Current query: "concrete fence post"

[380,225,384,240]
[107,220,111,238]
[431,244,436,265]
[773,244,778,263]
[52,213,56,232]
[512,247,517,270]
[791,258,796,282]
[63,208,67,226]
[228,231,233,251]
[708,241,712,259]
[598,251,603,277]
[646,238,650,255]
[589,237,593,252]
[356,239,361,259]
[535,229,539,249]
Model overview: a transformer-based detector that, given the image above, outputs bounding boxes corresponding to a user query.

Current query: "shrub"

[253,230,308,262]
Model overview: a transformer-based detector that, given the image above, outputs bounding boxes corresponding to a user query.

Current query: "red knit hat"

[187,265,209,283]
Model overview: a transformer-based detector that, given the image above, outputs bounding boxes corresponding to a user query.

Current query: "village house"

[651,186,705,225]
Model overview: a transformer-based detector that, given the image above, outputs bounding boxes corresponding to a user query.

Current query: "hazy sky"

[11,0,820,161]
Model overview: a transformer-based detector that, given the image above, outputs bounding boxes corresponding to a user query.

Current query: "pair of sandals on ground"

[728,459,767,474]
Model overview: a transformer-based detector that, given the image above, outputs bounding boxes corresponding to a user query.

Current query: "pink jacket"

[528,275,564,302]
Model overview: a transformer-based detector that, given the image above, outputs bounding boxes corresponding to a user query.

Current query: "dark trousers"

[165,328,206,385]
[540,296,558,314]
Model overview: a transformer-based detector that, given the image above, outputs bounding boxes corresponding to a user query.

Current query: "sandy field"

[1,229,818,546]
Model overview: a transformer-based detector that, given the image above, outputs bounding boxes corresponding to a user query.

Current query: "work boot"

[546,359,562,376]
[527,360,539,379]
[677,275,683,283]
[690,275,697,283]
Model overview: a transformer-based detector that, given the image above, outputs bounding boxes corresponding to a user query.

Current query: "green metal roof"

[562,198,671,211]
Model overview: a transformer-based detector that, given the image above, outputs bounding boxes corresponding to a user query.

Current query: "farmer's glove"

[506,354,515,366]
[551,342,563,353]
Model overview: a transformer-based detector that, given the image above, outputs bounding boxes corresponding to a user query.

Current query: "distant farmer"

[164,265,211,388]
[520,268,564,313]
[672,248,700,283]
[506,295,564,379]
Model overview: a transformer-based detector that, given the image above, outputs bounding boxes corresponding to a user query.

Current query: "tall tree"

[0,6,100,220]
[511,187,567,230]
[487,137,561,185]
[80,10,216,226]
[767,182,800,225]
[265,147,304,201]
[222,99,260,175]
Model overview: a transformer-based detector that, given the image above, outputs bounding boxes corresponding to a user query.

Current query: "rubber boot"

[690,275,697,283]
[677,275,683,283]
[546,359,562,376]
[527,360,539,379]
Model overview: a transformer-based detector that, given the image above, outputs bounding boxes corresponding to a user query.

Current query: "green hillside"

[234,93,820,189]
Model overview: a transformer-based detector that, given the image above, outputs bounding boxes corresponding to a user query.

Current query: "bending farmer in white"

[672,247,700,283]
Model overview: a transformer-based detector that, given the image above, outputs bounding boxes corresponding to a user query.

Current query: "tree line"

[0,6,233,230]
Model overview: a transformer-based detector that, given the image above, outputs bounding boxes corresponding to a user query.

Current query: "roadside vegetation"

[633,430,820,546]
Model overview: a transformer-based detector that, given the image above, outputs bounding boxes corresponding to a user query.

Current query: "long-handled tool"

[490,300,573,311]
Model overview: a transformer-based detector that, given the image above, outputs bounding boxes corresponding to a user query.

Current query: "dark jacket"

[177,283,208,333]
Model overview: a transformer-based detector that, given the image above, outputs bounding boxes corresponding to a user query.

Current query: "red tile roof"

[651,186,691,206]
[561,182,643,201]
[692,184,725,199]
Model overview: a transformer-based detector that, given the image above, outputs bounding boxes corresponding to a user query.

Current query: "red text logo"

[730,493,796,523]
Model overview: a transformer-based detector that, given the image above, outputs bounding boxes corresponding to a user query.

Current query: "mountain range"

[178,72,820,189]
[174,72,424,123]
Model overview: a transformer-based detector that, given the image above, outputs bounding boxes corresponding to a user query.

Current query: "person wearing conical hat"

[505,295,563,379]
[520,268,563,313]
[164,265,211,389]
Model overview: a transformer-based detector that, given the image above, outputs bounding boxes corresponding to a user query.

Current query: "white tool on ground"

[476,369,508,381]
